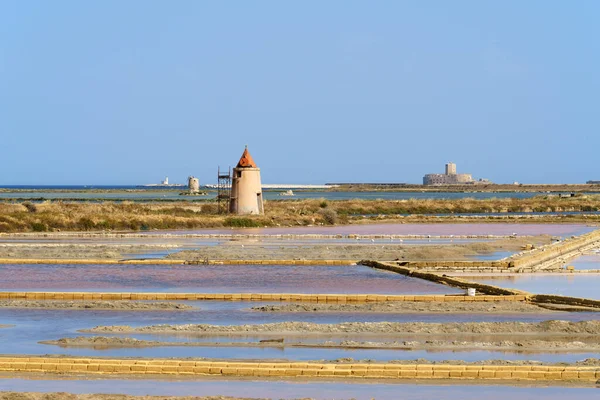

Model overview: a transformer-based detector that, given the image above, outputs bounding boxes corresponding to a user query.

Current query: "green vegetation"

[223,217,263,228]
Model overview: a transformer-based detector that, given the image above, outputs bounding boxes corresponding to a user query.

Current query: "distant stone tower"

[229,146,264,215]
[445,162,457,175]
[188,176,200,193]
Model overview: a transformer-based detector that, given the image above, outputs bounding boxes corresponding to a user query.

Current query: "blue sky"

[1,1,598,185]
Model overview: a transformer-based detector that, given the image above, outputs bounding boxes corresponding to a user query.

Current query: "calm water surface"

[0,264,463,294]
[1,377,599,399]
[571,254,600,270]
[466,275,600,300]
[1,302,598,362]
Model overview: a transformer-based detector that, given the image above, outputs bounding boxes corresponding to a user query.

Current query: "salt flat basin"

[1,303,600,362]
[0,264,462,294]
[144,223,595,237]
[465,275,600,300]
[1,377,599,399]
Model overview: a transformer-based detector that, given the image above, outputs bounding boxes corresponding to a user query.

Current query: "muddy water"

[466,275,600,300]
[0,264,463,294]
[144,223,595,237]
[1,376,599,399]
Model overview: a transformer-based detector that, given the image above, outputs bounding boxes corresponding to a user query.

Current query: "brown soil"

[0,301,193,311]
[83,320,600,336]
[251,301,556,314]
[41,336,600,353]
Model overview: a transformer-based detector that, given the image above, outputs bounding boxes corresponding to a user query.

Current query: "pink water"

[147,223,594,237]
[0,264,462,294]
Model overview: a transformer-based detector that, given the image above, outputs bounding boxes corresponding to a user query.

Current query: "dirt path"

[40,335,600,353]
[250,301,557,314]
[0,300,193,311]
[82,320,600,336]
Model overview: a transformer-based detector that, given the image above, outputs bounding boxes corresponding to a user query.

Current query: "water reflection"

[0,264,463,294]
[0,377,598,399]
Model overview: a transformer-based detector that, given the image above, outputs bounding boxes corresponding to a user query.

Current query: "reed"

[0,195,599,233]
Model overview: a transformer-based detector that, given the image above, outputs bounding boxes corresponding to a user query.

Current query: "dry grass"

[1,196,600,233]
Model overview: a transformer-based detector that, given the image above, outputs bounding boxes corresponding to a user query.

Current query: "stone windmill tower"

[229,146,264,215]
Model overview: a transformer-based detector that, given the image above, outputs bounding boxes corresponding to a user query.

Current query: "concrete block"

[561,371,579,380]
[578,371,596,380]
[415,370,434,378]
[510,371,529,379]
[478,370,496,378]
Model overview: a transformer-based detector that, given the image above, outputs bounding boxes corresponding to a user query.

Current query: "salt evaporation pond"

[0,264,463,294]
[146,223,595,238]
[1,302,600,362]
[1,377,599,399]
[570,254,600,270]
[466,275,600,300]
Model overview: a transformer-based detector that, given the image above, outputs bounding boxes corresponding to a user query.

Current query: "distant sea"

[0,185,590,201]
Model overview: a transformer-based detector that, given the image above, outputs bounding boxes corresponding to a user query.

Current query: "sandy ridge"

[83,320,600,335]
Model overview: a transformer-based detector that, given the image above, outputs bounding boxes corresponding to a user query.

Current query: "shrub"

[319,200,328,208]
[78,217,96,230]
[223,217,261,228]
[319,208,338,225]
[30,222,47,232]
[22,202,37,213]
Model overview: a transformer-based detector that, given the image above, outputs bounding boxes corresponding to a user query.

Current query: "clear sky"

[1,1,598,185]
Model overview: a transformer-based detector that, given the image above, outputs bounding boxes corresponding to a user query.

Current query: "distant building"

[230,146,264,215]
[423,162,474,185]
[587,181,600,184]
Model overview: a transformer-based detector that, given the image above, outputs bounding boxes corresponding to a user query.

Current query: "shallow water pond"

[0,264,463,294]
[466,275,600,300]
[1,376,599,399]
[1,303,599,362]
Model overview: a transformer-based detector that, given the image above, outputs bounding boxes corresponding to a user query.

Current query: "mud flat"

[0,244,181,260]
[168,237,546,262]
[250,302,557,314]
[82,320,600,336]
[0,236,546,261]
[0,300,193,311]
[40,336,600,353]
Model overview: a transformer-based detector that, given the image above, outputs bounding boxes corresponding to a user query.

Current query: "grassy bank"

[1,197,600,233]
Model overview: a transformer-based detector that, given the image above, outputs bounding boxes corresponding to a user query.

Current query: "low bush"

[223,217,262,228]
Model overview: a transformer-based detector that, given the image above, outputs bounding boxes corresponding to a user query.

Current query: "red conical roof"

[236,146,257,168]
